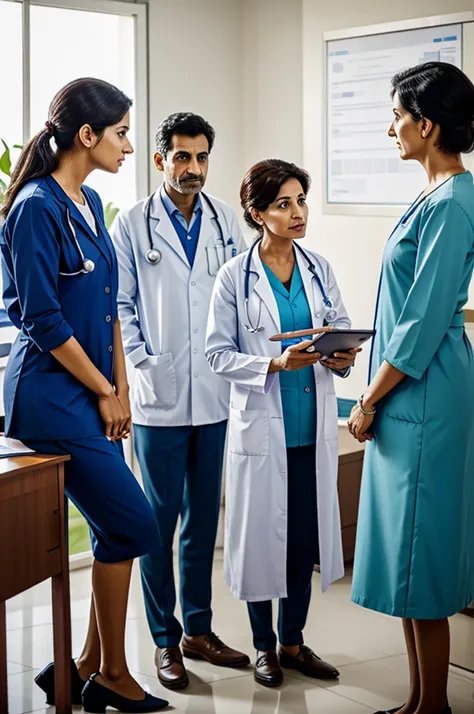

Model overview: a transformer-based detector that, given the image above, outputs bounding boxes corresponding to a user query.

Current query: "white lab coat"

[205,245,351,600]
[111,189,245,426]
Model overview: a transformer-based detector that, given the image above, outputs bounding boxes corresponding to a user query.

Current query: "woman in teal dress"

[349,62,474,714]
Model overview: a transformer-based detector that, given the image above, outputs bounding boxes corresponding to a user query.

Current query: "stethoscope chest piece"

[83,258,95,273]
[146,248,162,265]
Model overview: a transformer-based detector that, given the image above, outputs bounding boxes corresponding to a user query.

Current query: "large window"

[0,0,148,560]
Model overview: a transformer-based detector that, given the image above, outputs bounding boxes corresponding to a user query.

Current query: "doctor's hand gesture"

[269,341,322,373]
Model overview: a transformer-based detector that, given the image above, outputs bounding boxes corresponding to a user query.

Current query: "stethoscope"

[59,206,95,276]
[244,238,336,333]
[143,190,232,269]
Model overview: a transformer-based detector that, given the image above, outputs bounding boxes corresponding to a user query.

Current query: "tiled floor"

[5,556,474,713]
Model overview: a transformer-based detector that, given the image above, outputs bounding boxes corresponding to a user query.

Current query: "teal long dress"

[352,171,474,619]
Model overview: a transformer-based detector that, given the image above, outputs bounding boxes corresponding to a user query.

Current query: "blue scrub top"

[263,261,316,447]
[160,186,203,267]
[0,175,118,440]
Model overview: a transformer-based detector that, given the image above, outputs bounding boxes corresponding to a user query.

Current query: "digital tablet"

[299,329,374,356]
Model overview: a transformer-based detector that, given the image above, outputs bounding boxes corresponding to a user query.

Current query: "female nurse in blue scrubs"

[349,62,474,714]
[0,78,167,712]
[206,159,360,687]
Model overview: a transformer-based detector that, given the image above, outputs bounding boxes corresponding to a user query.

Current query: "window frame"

[4,0,149,201]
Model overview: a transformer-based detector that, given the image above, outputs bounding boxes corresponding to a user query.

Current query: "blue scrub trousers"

[21,436,158,563]
[134,420,227,647]
[247,445,319,651]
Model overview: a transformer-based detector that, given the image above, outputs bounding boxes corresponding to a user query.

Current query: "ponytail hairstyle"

[2,77,132,218]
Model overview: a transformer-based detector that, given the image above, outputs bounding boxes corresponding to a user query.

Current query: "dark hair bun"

[392,62,474,154]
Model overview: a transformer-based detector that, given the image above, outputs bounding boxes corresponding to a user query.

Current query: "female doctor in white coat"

[205,159,358,687]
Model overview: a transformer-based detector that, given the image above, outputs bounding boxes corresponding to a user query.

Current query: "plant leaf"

[0,140,12,178]
[104,202,119,229]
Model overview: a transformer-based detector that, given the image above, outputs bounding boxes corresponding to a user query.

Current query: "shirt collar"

[160,185,203,219]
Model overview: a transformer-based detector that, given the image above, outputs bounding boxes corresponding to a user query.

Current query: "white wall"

[242,0,304,172]
[146,0,474,400]
[147,0,244,213]
[303,0,474,399]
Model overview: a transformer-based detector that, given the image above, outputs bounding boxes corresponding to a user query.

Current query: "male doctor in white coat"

[111,113,249,690]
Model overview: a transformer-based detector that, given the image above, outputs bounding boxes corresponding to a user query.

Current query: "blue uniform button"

[105,315,112,323]
[292,302,297,308]
[108,345,113,352]
[304,386,311,393]
[105,286,111,294]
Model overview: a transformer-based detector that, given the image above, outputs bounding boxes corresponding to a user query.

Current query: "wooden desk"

[338,426,365,562]
[0,454,71,714]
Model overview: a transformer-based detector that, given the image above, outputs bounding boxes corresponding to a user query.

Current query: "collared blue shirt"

[160,186,203,267]
[263,261,316,448]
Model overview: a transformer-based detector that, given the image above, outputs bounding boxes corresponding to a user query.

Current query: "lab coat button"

[191,281,196,286]
[108,345,113,353]
[105,286,111,294]
[193,349,198,354]
[192,301,197,307]
[316,312,321,318]
[193,329,199,334]
[194,373,198,378]
[304,386,311,393]
[105,315,112,323]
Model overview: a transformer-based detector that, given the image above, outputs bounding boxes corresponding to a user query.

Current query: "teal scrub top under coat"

[351,171,474,620]
[262,261,316,447]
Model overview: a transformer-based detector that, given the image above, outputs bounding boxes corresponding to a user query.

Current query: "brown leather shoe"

[155,646,189,690]
[279,645,339,680]
[254,651,284,687]
[182,632,250,668]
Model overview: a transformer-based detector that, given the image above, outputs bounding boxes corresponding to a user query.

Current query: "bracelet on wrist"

[358,395,376,416]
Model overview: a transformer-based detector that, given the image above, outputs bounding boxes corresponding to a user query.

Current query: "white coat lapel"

[248,246,281,334]
[151,192,189,268]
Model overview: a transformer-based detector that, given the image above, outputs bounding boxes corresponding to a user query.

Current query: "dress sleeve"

[383,199,473,380]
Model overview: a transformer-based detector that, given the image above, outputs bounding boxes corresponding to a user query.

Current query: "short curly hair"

[155,112,216,156]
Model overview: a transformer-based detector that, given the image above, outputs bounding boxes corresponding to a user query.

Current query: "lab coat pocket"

[135,353,177,410]
[228,407,269,456]
[324,393,338,441]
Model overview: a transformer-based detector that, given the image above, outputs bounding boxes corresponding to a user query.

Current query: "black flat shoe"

[82,673,169,713]
[34,659,85,705]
